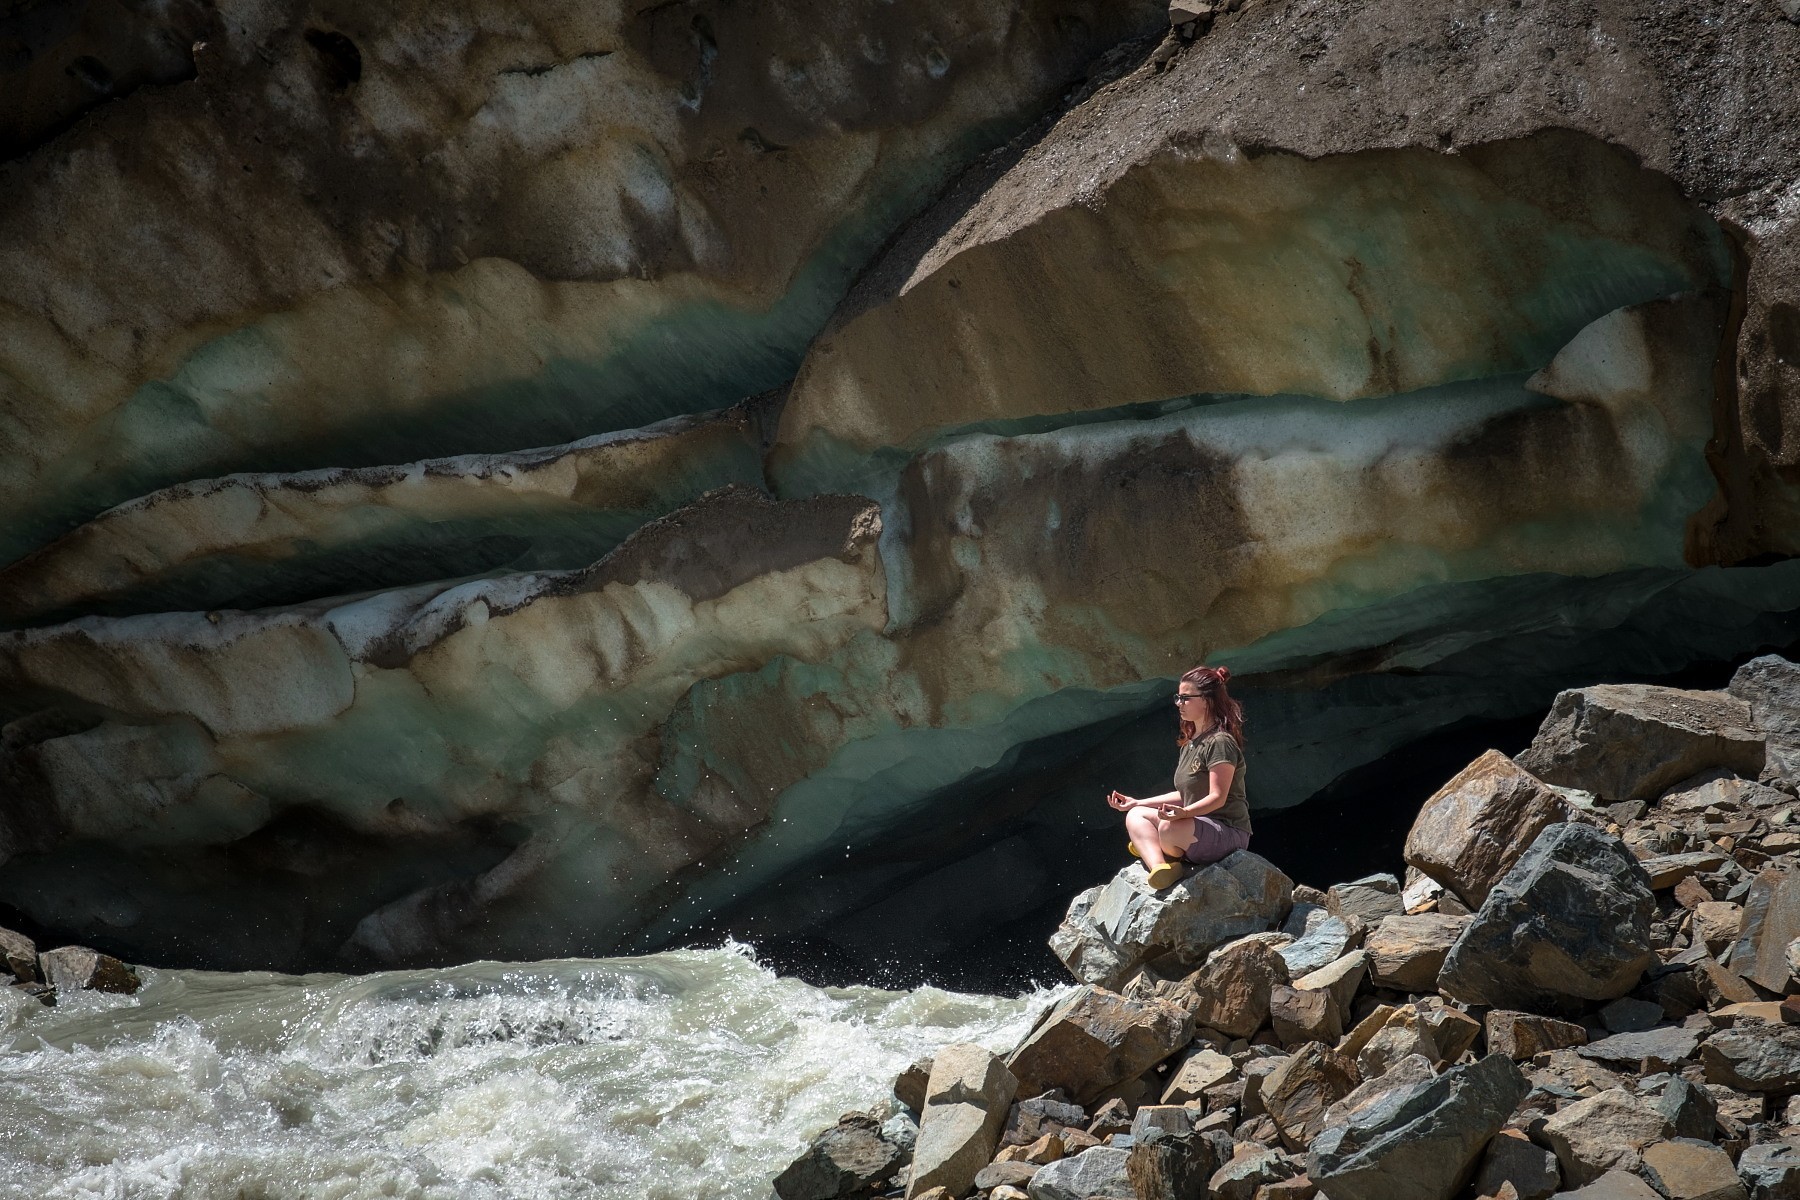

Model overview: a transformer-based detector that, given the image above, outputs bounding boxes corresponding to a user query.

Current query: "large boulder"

[1005,987,1193,1106]
[1729,655,1800,791]
[1437,823,1656,1015]
[1540,1089,1676,1186]
[1403,750,1570,908]
[1125,1106,1221,1200]
[907,1045,1018,1200]
[1307,1053,1529,1200]
[1738,1142,1800,1200]
[1261,1042,1361,1152]
[1516,685,1765,803]
[1729,868,1800,994]
[1050,855,1292,989]
[1639,1139,1749,1200]
[38,946,139,995]
[1182,935,1292,1039]
[1701,1023,1800,1094]
[1365,914,1472,993]
[1278,904,1358,977]
[1026,1147,1134,1200]
[775,1113,911,1200]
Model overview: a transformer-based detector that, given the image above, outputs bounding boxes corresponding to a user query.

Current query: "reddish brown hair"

[1176,664,1245,747]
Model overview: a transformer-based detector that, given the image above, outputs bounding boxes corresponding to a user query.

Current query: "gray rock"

[1702,1023,1800,1094]
[1738,1141,1800,1200]
[1600,997,1667,1034]
[907,1044,1018,1199]
[1050,854,1293,989]
[1473,1128,1561,1200]
[1517,684,1764,804]
[1639,1138,1748,1200]
[1125,1106,1220,1200]
[1026,1146,1135,1200]
[1294,950,1367,1028]
[973,1161,1039,1191]
[38,946,139,995]
[1185,935,1291,1039]
[1729,868,1800,994]
[775,1112,910,1200]
[1327,874,1405,925]
[1365,913,1471,993]
[1540,1088,1675,1186]
[1730,655,1800,791]
[1404,749,1570,908]
[1005,986,1193,1106]
[1437,823,1656,1016]
[1306,1053,1529,1200]
[1269,983,1343,1046]
[1207,1144,1304,1200]
[1576,1026,1703,1072]
[1278,905,1356,977]
[1557,1171,1665,1200]
[1261,1041,1360,1152]
[0,928,36,984]
[1485,1010,1589,1060]
[1003,1093,1086,1146]
[1649,1078,1718,1142]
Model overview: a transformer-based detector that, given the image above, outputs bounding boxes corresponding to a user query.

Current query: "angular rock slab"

[1050,854,1292,989]
[1738,1141,1800,1200]
[1540,1088,1674,1186]
[1473,1128,1561,1200]
[1307,1053,1528,1200]
[1185,934,1292,1039]
[1729,868,1800,994]
[1026,1146,1134,1200]
[38,946,139,995]
[1005,986,1193,1106]
[1559,1172,1664,1200]
[1730,655,1800,791]
[1701,1023,1800,1094]
[1516,684,1764,804]
[775,1112,910,1200]
[1404,750,1570,907]
[1365,913,1472,993]
[1639,1138,1748,1200]
[1438,823,1656,1016]
[1484,1011,1589,1060]
[1261,1042,1360,1152]
[908,1044,1017,1200]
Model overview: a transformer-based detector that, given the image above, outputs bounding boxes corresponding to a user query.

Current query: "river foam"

[0,946,1049,1199]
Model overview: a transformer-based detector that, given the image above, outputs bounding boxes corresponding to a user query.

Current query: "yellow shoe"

[1146,862,1183,890]
[1128,843,1140,858]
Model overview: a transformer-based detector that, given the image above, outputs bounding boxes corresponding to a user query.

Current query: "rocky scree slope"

[778,655,1800,1200]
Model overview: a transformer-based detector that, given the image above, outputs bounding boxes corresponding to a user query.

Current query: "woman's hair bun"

[1213,665,1231,683]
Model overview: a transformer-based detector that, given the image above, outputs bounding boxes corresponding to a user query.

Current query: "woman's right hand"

[1106,790,1137,810]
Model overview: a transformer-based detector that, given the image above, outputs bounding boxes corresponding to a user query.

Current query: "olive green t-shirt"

[1175,730,1251,835]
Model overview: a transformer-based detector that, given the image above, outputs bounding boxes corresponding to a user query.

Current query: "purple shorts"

[1181,817,1251,867]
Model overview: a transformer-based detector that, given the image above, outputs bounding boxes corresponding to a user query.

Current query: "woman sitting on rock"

[1107,664,1252,890]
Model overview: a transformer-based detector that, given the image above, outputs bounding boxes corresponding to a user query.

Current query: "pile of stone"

[0,927,140,1006]
[776,655,1800,1200]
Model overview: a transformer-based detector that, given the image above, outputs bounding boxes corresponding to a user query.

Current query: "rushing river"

[0,945,1050,1200]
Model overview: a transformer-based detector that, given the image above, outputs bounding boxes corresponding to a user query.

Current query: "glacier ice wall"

[0,0,1798,975]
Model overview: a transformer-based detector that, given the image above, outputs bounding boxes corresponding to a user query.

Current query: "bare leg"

[1157,815,1199,863]
[1125,808,1167,869]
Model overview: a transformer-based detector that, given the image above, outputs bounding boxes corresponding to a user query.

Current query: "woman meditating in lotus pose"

[1107,664,1251,890]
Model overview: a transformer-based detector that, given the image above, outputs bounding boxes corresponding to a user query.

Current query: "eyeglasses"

[1173,693,1204,706]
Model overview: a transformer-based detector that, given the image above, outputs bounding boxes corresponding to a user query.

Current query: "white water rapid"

[0,946,1050,1199]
